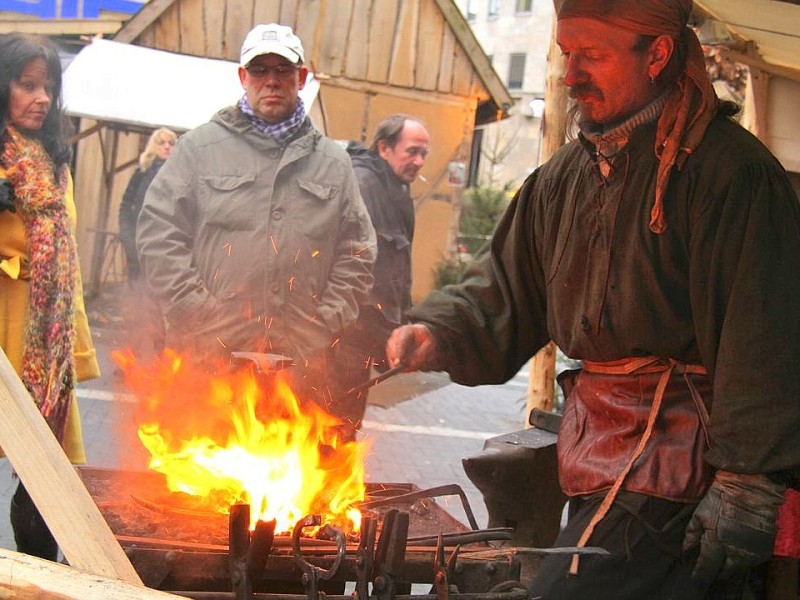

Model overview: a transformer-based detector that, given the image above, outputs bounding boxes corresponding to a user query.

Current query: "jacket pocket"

[293,179,337,239]
[200,173,257,230]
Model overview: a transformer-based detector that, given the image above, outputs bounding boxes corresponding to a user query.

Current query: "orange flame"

[112,348,367,533]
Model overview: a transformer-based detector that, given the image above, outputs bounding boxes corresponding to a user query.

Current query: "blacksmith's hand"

[386,323,442,371]
[683,470,785,586]
[0,179,16,213]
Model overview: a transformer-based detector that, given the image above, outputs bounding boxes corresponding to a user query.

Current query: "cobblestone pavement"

[0,285,533,551]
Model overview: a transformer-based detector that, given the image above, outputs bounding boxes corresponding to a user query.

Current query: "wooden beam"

[720,48,800,84]
[0,349,142,584]
[526,12,569,424]
[321,76,470,108]
[539,15,569,164]
[0,19,122,36]
[0,548,184,600]
[745,64,771,145]
[68,121,106,145]
[113,0,177,44]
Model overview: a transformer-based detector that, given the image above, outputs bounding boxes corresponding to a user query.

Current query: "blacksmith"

[385,0,800,597]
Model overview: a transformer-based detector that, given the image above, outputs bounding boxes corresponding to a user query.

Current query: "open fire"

[112,348,367,534]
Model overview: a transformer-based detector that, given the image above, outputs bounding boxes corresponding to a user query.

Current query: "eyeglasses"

[245,64,300,79]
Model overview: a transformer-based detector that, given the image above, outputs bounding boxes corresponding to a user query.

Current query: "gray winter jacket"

[136,106,376,363]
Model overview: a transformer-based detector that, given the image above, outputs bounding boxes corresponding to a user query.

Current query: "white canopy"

[63,38,319,133]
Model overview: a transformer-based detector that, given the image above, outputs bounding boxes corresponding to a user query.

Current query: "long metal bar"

[357,484,480,531]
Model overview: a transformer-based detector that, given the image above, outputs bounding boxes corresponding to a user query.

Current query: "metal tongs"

[346,362,408,396]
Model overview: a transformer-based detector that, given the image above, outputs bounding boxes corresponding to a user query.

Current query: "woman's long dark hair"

[0,33,72,166]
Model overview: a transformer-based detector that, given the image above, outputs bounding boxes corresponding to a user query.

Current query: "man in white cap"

[137,24,376,437]
[386,0,800,597]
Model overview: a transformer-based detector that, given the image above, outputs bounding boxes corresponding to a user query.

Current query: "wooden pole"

[526,12,569,425]
[88,127,119,297]
[0,548,184,599]
[0,348,142,584]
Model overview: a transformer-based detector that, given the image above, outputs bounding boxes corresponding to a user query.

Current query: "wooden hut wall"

[131,0,486,99]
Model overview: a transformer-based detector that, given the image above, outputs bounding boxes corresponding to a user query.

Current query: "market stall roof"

[695,0,800,78]
[63,37,319,133]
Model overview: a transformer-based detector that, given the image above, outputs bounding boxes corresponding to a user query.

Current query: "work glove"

[683,470,785,586]
[385,323,444,372]
[0,178,16,213]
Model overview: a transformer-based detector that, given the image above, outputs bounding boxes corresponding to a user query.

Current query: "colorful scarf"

[1,125,77,443]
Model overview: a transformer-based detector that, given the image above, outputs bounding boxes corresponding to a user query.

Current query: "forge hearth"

[80,467,525,600]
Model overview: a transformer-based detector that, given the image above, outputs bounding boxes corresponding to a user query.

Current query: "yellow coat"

[0,165,101,463]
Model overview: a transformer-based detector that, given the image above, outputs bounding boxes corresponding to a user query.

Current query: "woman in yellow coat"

[0,32,100,561]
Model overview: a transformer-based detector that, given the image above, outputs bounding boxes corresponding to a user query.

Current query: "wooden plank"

[294,0,323,69]
[204,0,226,58]
[154,1,182,52]
[367,0,399,83]
[178,0,207,57]
[137,24,156,48]
[415,0,445,91]
[253,0,282,25]
[451,41,472,96]
[344,0,372,80]
[316,0,354,76]
[224,0,255,62]
[0,548,184,600]
[0,349,141,584]
[388,0,419,87]
[280,0,300,29]
[437,25,455,93]
[114,0,177,43]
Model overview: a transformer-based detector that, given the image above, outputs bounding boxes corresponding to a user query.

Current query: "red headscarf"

[556,0,718,233]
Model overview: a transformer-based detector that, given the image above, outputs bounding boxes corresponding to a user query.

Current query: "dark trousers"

[529,491,748,600]
[10,482,58,561]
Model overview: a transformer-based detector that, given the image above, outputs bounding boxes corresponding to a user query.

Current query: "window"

[488,0,501,17]
[466,0,477,22]
[507,53,526,90]
[515,0,533,12]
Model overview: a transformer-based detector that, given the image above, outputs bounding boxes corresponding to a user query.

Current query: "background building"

[454,0,554,190]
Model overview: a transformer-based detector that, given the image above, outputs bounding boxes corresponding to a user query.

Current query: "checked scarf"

[1,125,77,444]
[238,95,307,144]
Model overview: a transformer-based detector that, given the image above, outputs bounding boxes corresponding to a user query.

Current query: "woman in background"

[117,127,176,359]
[118,127,176,282]
[0,32,100,561]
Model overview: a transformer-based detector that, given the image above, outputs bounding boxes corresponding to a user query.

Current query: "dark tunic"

[409,114,800,477]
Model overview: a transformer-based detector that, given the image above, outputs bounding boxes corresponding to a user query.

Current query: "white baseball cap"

[240,23,305,67]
